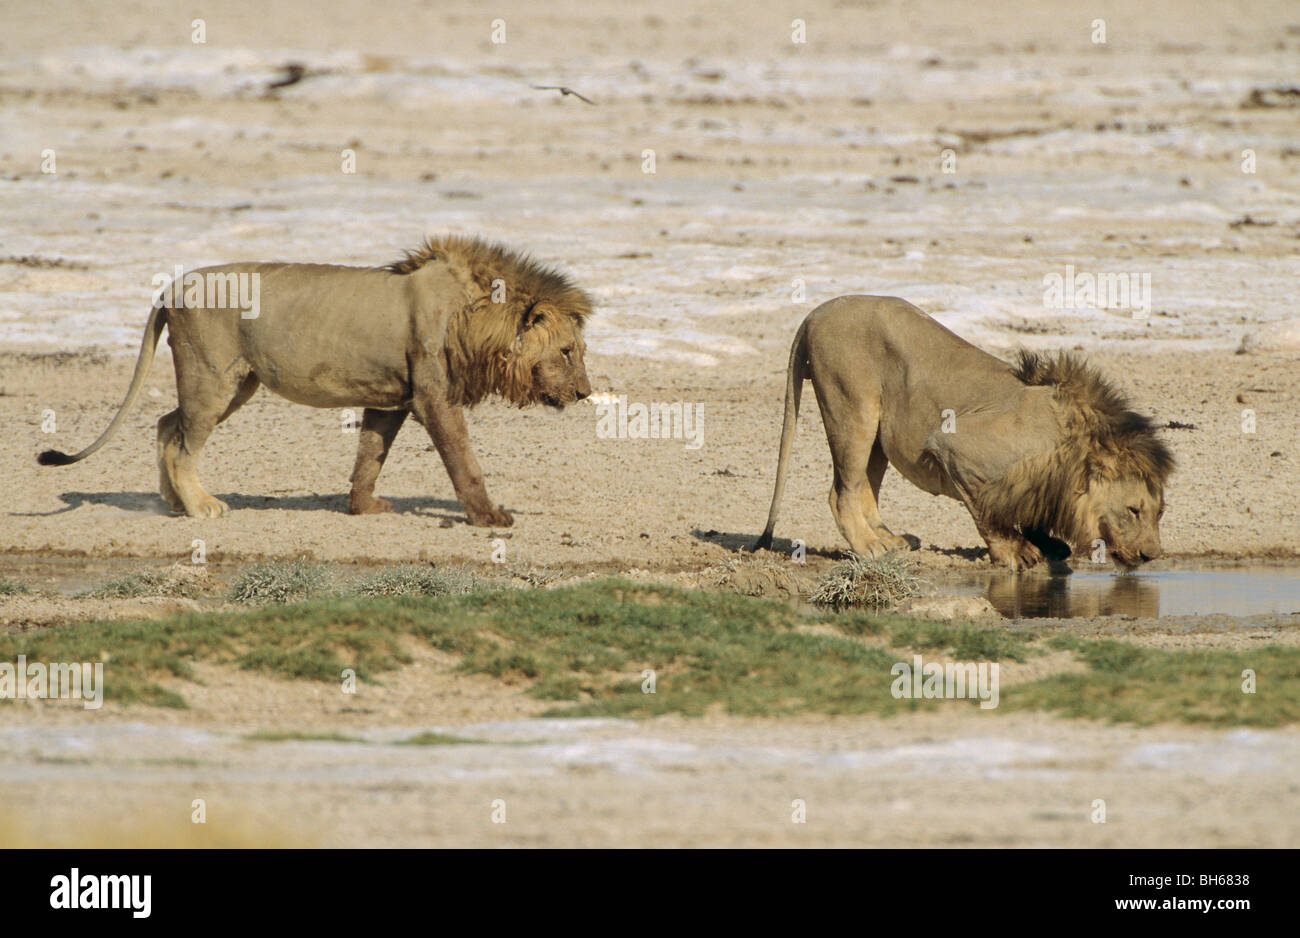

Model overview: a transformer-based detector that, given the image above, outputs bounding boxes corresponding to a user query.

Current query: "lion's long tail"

[37,303,167,466]
[754,318,809,551]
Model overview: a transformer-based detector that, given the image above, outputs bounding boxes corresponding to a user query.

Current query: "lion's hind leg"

[156,410,185,513]
[818,389,896,559]
[158,370,257,518]
[864,440,910,551]
[348,408,408,514]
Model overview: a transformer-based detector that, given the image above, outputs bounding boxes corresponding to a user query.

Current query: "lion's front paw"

[1015,540,1044,569]
[989,536,1043,571]
[467,504,513,527]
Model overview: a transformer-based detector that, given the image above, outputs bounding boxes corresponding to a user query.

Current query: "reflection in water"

[973,568,1300,619]
[985,573,1159,618]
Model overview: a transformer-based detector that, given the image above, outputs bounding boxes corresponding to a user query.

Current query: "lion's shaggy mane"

[978,350,1175,546]
[385,236,593,407]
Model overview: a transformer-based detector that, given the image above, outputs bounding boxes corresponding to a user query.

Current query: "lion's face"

[519,305,591,408]
[1078,475,1165,570]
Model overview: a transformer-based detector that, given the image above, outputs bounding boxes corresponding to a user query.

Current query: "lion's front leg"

[412,392,513,527]
[977,521,1044,572]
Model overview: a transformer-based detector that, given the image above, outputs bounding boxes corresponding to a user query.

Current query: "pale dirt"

[3,655,1299,848]
[1,0,1298,847]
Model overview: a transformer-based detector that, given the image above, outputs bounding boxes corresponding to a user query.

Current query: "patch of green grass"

[244,731,367,743]
[884,619,1035,662]
[2,580,1296,726]
[347,565,491,598]
[811,552,921,610]
[244,729,489,746]
[0,594,413,707]
[228,561,330,604]
[1004,636,1300,727]
[420,583,924,717]
[0,577,31,596]
[400,732,485,746]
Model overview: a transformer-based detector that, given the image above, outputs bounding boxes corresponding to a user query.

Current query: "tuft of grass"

[510,566,563,588]
[0,576,31,596]
[80,573,170,599]
[228,561,330,604]
[79,564,209,600]
[708,553,804,598]
[348,564,490,598]
[811,552,921,610]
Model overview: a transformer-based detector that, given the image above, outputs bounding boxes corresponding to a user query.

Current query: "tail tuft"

[37,449,75,466]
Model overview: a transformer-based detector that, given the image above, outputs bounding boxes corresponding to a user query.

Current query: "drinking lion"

[756,296,1173,570]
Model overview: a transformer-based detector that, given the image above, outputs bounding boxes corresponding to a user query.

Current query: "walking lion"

[39,236,593,525]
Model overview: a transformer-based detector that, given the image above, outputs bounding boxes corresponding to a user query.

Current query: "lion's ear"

[1084,447,1121,484]
[521,302,553,330]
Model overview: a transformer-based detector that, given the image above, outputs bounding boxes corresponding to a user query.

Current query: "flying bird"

[531,85,596,105]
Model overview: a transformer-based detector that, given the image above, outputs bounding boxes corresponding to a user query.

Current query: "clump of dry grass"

[811,552,922,610]
[79,562,210,600]
[347,564,490,598]
[228,560,330,604]
[707,553,805,599]
[509,566,563,588]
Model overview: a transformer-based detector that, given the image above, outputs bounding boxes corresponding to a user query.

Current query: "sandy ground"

[1,0,1299,847]
[2,347,1297,568]
[3,653,1299,848]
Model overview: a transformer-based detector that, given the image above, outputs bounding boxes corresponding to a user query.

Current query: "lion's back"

[801,294,1000,389]
[798,295,1028,487]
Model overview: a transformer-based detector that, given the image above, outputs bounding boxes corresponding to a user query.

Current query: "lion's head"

[386,236,593,408]
[987,351,1174,570]
[510,300,592,408]
[1075,473,1167,569]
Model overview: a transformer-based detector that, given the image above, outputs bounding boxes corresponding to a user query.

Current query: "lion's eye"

[561,347,573,360]
[1128,506,1141,518]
